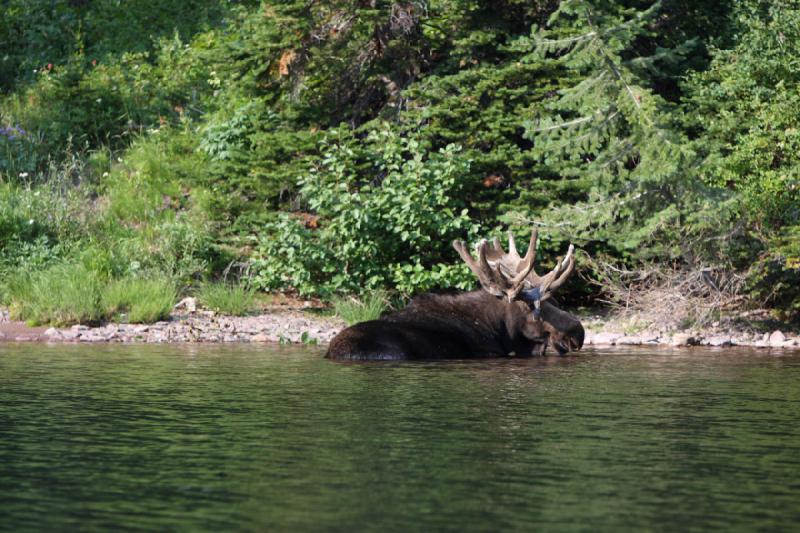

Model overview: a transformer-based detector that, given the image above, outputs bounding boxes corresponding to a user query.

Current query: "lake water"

[1,344,799,532]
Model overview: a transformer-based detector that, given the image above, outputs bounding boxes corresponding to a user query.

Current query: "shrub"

[332,291,390,326]
[102,275,177,323]
[251,128,481,297]
[196,283,258,316]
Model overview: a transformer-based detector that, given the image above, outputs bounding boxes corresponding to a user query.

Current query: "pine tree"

[515,0,729,262]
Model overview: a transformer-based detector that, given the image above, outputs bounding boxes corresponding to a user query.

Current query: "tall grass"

[2,262,177,326]
[102,275,177,323]
[332,291,389,325]
[5,263,103,326]
[196,283,258,316]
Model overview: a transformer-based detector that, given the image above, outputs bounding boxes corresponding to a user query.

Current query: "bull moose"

[326,230,584,360]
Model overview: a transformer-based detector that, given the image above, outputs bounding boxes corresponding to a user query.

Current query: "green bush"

[102,276,177,323]
[333,291,390,326]
[196,283,258,316]
[250,129,481,297]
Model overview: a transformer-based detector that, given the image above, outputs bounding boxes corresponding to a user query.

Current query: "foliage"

[684,1,800,313]
[251,129,480,297]
[0,0,798,317]
[5,263,104,326]
[102,275,177,323]
[196,283,258,316]
[333,291,390,326]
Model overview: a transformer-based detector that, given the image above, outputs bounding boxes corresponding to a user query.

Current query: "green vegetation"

[196,283,258,316]
[333,291,390,326]
[4,265,176,326]
[5,263,104,326]
[102,276,177,323]
[0,0,798,325]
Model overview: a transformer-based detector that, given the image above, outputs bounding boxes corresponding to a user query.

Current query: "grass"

[196,283,258,316]
[5,263,104,326]
[102,275,177,323]
[2,262,177,326]
[332,291,389,325]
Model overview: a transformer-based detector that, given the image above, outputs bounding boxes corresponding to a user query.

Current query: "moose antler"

[453,230,576,304]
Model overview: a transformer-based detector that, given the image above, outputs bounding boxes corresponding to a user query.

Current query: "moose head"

[453,230,582,355]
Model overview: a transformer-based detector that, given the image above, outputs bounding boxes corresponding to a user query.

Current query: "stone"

[0,332,5,339]
[173,297,198,313]
[71,324,90,331]
[671,333,696,346]
[617,336,642,345]
[591,332,622,345]
[44,327,62,338]
[80,334,107,343]
[252,333,277,343]
[769,330,786,346]
[707,336,733,347]
[781,339,798,348]
[60,331,81,341]
[754,340,770,348]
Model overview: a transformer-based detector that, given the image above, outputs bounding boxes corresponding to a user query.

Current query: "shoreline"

[1,304,798,351]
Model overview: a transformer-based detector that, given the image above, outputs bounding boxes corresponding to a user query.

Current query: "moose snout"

[553,323,585,355]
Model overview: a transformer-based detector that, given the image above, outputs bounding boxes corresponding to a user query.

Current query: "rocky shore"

[0,297,346,345]
[0,299,798,350]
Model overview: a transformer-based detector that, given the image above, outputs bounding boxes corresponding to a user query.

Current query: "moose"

[326,230,584,360]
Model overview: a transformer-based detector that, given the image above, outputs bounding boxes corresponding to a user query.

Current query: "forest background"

[0,0,798,326]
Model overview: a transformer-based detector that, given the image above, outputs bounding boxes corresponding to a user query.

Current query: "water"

[1,344,799,532]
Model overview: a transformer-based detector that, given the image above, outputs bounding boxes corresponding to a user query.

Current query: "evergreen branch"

[537,31,597,47]
[531,114,594,133]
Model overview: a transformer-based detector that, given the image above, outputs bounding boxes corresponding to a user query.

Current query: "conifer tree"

[518,0,729,262]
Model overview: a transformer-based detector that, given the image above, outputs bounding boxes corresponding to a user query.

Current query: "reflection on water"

[1,344,799,531]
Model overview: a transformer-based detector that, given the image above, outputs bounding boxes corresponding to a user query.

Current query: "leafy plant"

[251,128,481,297]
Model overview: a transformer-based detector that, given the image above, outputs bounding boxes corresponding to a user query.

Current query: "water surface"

[1,344,799,531]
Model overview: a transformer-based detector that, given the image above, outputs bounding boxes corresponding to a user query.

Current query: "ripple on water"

[1,344,800,531]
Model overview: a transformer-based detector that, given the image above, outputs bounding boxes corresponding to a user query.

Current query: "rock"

[671,333,696,346]
[706,336,733,347]
[592,332,622,345]
[80,334,107,342]
[15,335,35,341]
[60,331,80,341]
[0,332,5,339]
[173,297,198,313]
[769,330,786,346]
[252,333,277,343]
[71,324,89,331]
[44,327,62,338]
[133,325,149,333]
[754,340,770,348]
[617,336,642,345]
[781,339,798,348]
[639,331,660,344]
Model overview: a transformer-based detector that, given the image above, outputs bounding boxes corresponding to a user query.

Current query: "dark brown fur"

[326,290,584,361]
